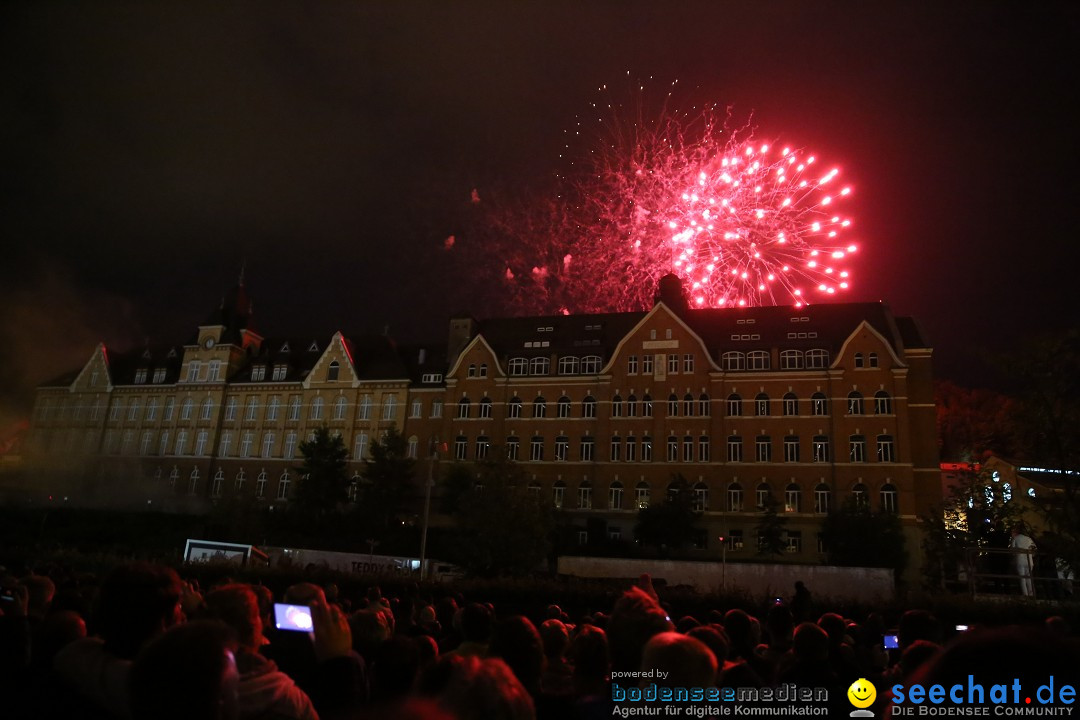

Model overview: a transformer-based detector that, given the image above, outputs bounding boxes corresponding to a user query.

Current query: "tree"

[293,426,349,517]
[755,494,788,556]
[819,498,907,574]
[358,427,416,539]
[920,467,1026,589]
[935,380,1019,462]
[634,475,701,554]
[450,453,552,576]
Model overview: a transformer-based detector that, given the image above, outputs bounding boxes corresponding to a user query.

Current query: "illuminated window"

[636,482,651,509]
[785,483,801,513]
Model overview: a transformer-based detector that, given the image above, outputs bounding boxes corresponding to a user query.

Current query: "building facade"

[24,276,940,569]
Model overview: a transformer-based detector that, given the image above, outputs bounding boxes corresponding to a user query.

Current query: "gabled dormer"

[303,332,360,388]
[71,343,112,393]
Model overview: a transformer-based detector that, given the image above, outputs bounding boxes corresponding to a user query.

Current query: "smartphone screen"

[883,634,899,649]
[274,603,314,632]
[955,624,969,632]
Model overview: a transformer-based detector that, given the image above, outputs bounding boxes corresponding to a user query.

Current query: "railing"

[962,546,1074,601]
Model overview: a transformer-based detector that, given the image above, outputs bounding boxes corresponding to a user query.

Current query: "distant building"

[23,274,940,576]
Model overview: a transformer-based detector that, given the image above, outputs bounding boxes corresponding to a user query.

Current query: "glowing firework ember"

[563,87,858,310]
[450,81,859,315]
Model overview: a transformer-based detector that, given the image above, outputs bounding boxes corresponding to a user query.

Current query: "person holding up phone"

[205,584,318,720]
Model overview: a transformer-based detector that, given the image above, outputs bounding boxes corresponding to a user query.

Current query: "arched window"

[780,350,803,370]
[635,481,651,509]
[806,349,830,369]
[533,396,547,418]
[552,481,566,509]
[508,396,523,418]
[508,358,528,376]
[785,483,801,513]
[201,397,213,420]
[311,397,324,420]
[782,392,798,416]
[880,483,898,513]
[748,350,770,370]
[642,394,653,417]
[382,396,396,421]
[582,396,597,418]
[667,393,679,417]
[558,356,579,375]
[626,394,638,417]
[577,481,592,509]
[847,391,864,415]
[358,395,372,420]
[277,471,291,500]
[852,482,868,507]
[327,361,340,381]
[262,432,275,458]
[581,356,602,374]
[722,351,745,371]
[684,393,694,416]
[698,393,710,416]
[854,352,864,368]
[530,357,550,375]
[181,398,193,420]
[868,352,879,368]
[755,393,769,416]
[814,483,831,514]
[811,392,828,416]
[727,483,744,512]
[726,393,742,417]
[467,363,477,378]
[479,398,493,419]
[188,467,200,496]
[756,482,772,509]
[457,398,471,419]
[692,482,709,512]
[874,390,893,415]
[554,436,569,461]
[478,363,488,377]
[608,481,624,510]
[557,397,571,419]
[333,396,347,420]
[612,394,623,418]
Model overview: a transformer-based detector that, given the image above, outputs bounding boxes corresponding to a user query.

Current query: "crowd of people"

[1,563,1077,719]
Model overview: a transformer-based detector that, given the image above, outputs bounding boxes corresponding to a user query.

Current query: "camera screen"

[883,634,899,649]
[274,603,314,632]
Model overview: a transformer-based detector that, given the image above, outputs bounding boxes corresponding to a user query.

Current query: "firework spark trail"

[562,88,857,310]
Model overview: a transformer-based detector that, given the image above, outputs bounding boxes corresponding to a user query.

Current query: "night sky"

[2,1,1077,423]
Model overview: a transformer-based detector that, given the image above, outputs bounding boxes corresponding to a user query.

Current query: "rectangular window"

[784,436,800,462]
[623,436,635,462]
[284,432,297,459]
[225,397,237,421]
[267,396,280,422]
[273,365,287,381]
[698,437,710,462]
[164,397,175,421]
[785,531,802,554]
[246,397,258,421]
[186,362,200,382]
[410,400,422,418]
[785,486,800,513]
[727,529,745,550]
[667,354,679,374]
[195,431,208,456]
[288,396,301,421]
[580,437,595,461]
[220,432,233,456]
[609,486,623,510]
[666,436,678,462]
[727,436,743,462]
[642,355,654,374]
[812,436,830,462]
[506,437,520,461]
[627,355,638,374]
[530,437,544,461]
[454,437,467,460]
[578,487,592,510]
[641,436,652,462]
[756,436,772,462]
[239,432,253,458]
[682,436,693,463]
[815,488,830,514]
[554,437,569,461]
[207,361,221,382]
[147,399,158,421]
[849,435,866,462]
[683,354,694,373]
[431,399,443,418]
[877,435,896,462]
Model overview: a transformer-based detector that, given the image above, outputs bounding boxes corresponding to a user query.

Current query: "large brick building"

[24,275,940,566]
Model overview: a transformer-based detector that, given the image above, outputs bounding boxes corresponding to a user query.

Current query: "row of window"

[156,466,293,501]
[720,349,831,371]
[450,433,896,463]
[504,479,898,514]
[575,527,817,554]
[453,390,893,420]
[507,355,604,377]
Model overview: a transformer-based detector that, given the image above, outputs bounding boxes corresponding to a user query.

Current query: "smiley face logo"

[847,678,877,709]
